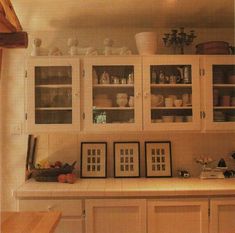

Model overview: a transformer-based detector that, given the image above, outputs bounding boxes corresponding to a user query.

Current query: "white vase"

[135,32,157,55]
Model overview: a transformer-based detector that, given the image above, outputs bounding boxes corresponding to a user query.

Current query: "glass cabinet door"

[83,57,142,131]
[27,58,80,132]
[143,55,201,131]
[204,56,235,131]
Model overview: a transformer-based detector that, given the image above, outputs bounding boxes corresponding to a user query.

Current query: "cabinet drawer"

[19,199,83,217]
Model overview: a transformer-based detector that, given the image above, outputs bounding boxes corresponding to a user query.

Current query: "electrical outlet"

[10,123,22,135]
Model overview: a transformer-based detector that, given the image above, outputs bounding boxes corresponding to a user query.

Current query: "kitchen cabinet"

[210,198,235,233]
[85,199,146,233]
[143,55,201,131]
[83,56,142,131]
[202,55,235,131]
[26,55,235,132]
[27,57,80,132]
[147,199,209,233]
[18,198,84,233]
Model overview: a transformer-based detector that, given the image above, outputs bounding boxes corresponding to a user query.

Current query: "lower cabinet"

[85,199,146,233]
[18,198,84,233]
[17,196,235,233]
[147,199,209,233]
[210,198,235,233]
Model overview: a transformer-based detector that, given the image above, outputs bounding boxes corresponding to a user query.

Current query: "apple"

[66,173,76,184]
[54,161,62,168]
[57,174,67,183]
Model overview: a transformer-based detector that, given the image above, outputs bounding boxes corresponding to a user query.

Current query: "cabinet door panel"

[27,57,80,132]
[148,199,208,233]
[55,219,83,233]
[85,199,146,233]
[143,55,201,131]
[203,55,235,131]
[83,56,142,131]
[210,198,235,233]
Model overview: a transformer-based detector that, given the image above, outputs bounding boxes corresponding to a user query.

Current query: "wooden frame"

[145,141,172,177]
[80,142,107,178]
[114,141,140,178]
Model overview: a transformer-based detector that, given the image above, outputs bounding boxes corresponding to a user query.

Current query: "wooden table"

[1,211,61,233]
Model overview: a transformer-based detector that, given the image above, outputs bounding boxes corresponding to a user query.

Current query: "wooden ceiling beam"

[0,0,22,32]
[0,32,28,48]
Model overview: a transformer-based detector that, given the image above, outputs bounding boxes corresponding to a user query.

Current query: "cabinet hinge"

[25,113,28,120]
[82,112,85,119]
[82,209,86,218]
[82,70,85,78]
[24,70,28,78]
[208,207,210,217]
[200,68,205,77]
[200,111,206,119]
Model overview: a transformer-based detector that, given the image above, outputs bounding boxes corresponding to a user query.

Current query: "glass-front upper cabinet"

[142,55,201,131]
[83,56,142,131]
[27,57,80,132]
[203,55,235,131]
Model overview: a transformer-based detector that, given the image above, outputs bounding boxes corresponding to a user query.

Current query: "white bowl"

[135,32,157,55]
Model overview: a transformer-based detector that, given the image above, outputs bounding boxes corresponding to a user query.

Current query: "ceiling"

[11,0,235,31]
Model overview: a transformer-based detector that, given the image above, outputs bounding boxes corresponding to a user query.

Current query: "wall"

[1,27,235,210]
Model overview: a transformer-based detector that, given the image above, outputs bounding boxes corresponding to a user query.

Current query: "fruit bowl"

[31,161,76,182]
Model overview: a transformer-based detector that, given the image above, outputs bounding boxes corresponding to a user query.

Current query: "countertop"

[15,178,235,198]
[1,211,61,233]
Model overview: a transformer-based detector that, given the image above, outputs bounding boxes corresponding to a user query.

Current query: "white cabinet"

[26,55,235,132]
[202,55,235,131]
[18,198,84,233]
[147,199,209,233]
[143,55,201,131]
[27,57,80,132]
[85,199,146,233]
[210,198,235,233]
[83,56,142,131]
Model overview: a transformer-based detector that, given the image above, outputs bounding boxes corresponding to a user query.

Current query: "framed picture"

[80,142,107,178]
[114,141,140,178]
[145,141,172,177]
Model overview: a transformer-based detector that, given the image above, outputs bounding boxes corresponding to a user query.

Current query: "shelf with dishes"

[151,106,192,110]
[93,107,134,110]
[35,107,72,111]
[93,84,134,88]
[150,84,192,88]
[35,84,72,88]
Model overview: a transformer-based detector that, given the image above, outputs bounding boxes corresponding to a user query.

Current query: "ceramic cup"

[174,99,183,107]
[165,98,174,107]
[175,116,184,122]
[162,115,174,122]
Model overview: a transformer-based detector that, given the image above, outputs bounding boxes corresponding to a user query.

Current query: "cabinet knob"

[135,92,141,98]
[144,92,149,98]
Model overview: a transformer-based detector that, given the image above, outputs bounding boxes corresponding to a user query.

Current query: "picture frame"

[145,141,172,178]
[80,142,107,178]
[114,141,140,178]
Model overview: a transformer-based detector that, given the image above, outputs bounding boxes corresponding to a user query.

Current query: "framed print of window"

[114,141,140,178]
[80,142,107,178]
[145,141,172,177]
